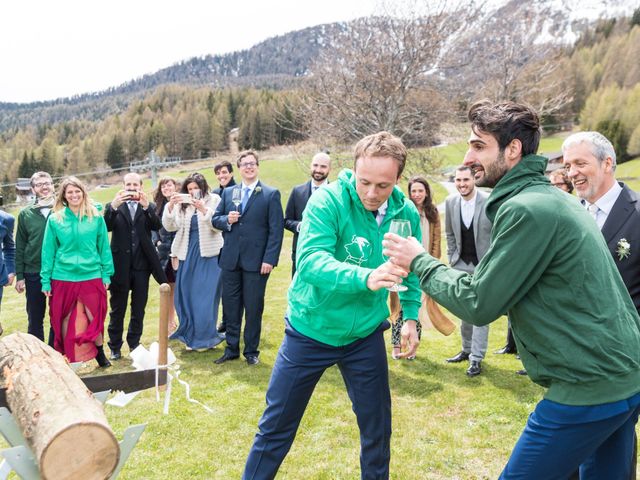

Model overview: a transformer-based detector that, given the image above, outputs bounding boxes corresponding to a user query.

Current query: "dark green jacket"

[15,203,50,279]
[288,169,422,347]
[412,154,640,405]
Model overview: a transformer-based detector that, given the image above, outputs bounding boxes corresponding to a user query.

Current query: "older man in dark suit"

[212,150,284,365]
[284,151,331,277]
[563,131,640,480]
[563,131,640,314]
[104,172,166,360]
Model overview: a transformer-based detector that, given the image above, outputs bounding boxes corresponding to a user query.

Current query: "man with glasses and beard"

[15,171,55,342]
[284,151,331,277]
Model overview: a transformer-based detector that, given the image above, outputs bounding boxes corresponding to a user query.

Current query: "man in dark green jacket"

[243,132,421,480]
[14,171,55,342]
[384,100,640,479]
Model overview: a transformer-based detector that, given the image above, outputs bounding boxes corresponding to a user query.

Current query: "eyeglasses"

[34,181,53,188]
[239,162,257,168]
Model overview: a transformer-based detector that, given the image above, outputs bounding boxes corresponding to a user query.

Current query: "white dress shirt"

[584,182,622,230]
[460,192,477,229]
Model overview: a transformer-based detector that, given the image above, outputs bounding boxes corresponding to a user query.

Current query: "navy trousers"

[221,268,269,358]
[500,397,640,479]
[243,321,391,480]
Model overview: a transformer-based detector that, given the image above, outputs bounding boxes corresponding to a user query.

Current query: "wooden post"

[0,333,119,480]
[158,283,171,391]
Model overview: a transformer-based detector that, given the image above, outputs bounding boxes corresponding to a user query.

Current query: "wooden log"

[0,332,119,480]
[158,283,171,392]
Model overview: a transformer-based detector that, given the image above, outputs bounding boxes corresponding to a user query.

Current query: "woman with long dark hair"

[390,175,451,360]
[153,177,179,333]
[162,172,225,351]
[41,177,113,367]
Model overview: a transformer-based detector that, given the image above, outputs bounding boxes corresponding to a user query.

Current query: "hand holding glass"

[231,188,242,211]
[386,219,411,292]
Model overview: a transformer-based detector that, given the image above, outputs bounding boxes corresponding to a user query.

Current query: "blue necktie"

[241,187,250,212]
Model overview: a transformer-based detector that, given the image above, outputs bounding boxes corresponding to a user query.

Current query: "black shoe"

[96,346,111,368]
[516,369,528,376]
[494,345,517,355]
[214,353,239,365]
[466,361,482,377]
[217,323,226,333]
[246,355,259,366]
[109,349,121,361]
[446,351,470,363]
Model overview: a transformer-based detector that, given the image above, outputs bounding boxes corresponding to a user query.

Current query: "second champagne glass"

[385,219,411,292]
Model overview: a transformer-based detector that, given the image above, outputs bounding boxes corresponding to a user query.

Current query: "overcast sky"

[0,0,378,103]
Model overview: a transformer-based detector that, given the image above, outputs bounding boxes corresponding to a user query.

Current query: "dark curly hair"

[468,100,541,156]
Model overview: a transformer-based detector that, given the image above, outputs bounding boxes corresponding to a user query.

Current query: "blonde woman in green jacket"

[41,177,114,367]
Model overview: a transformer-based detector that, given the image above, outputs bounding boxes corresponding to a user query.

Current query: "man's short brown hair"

[353,131,407,178]
[237,150,259,167]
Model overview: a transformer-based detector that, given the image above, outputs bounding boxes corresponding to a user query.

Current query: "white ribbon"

[126,343,214,415]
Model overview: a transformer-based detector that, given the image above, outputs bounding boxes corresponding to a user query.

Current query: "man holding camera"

[104,172,166,360]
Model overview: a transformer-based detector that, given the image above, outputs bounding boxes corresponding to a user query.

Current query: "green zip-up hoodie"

[412,154,640,405]
[41,207,114,292]
[288,169,422,347]
[15,203,50,279]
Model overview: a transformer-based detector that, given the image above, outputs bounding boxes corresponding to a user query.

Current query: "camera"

[124,190,140,201]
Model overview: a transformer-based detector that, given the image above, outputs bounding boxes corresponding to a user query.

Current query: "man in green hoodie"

[243,132,421,480]
[384,100,640,479]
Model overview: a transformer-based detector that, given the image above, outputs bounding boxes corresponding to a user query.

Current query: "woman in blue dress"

[162,172,225,351]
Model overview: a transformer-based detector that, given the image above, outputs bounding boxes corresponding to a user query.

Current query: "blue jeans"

[500,395,640,479]
[243,320,391,480]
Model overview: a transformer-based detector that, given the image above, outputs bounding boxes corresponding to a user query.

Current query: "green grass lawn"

[0,138,637,479]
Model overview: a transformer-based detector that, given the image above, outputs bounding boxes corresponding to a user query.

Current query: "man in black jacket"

[104,172,166,360]
[284,152,331,276]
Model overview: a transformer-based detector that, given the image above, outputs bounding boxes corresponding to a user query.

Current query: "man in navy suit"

[212,150,284,365]
[0,209,16,333]
[284,151,331,277]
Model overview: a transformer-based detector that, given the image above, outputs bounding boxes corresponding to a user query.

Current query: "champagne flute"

[231,187,242,211]
[385,219,411,292]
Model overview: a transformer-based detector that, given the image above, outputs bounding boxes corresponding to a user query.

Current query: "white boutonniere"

[254,186,262,194]
[616,238,631,260]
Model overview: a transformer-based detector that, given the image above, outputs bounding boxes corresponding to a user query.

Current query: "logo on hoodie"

[344,236,372,266]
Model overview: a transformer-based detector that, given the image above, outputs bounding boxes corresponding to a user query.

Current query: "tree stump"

[0,332,119,480]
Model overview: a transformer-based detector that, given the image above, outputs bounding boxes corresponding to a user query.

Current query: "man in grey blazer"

[444,165,493,376]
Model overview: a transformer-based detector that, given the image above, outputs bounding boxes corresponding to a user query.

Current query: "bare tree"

[298,2,477,148]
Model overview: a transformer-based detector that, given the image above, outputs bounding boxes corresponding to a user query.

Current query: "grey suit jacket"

[444,189,492,268]
[601,182,640,313]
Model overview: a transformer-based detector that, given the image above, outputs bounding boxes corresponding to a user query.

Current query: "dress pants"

[243,321,391,480]
[108,269,150,351]
[221,268,268,358]
[453,260,489,361]
[500,397,640,479]
[24,272,53,345]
